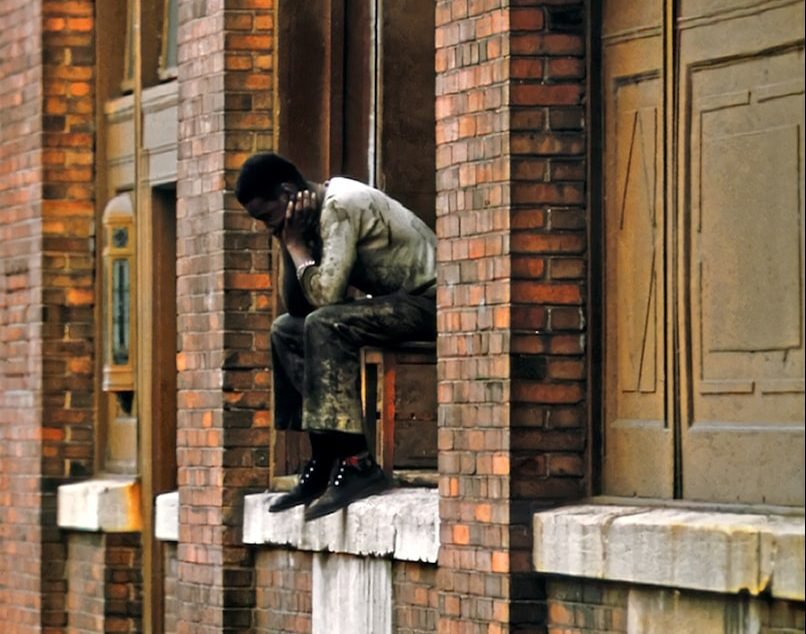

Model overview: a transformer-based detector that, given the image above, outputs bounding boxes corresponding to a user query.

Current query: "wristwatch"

[295,259,316,282]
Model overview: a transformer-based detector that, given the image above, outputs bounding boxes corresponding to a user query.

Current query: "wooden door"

[602,1,674,497]
[677,0,805,505]
[602,0,805,505]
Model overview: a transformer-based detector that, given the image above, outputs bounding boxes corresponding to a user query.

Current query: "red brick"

[511,83,584,106]
[510,7,545,31]
[512,282,582,305]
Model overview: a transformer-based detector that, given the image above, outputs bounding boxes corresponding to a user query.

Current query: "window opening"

[273,0,437,484]
[159,0,178,79]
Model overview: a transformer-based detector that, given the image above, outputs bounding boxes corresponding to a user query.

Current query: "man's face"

[245,190,291,236]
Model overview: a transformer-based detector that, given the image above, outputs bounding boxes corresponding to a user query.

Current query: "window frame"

[158,0,178,81]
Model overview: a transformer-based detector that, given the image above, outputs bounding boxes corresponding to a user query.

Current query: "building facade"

[0,0,803,632]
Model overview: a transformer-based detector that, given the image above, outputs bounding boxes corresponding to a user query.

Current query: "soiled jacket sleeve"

[298,205,358,307]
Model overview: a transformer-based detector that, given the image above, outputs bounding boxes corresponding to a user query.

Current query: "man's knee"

[271,313,302,341]
[303,305,342,335]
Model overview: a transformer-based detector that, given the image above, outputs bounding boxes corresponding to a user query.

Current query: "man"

[235,152,437,521]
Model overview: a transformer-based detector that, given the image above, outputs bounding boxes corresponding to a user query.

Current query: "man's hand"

[282,189,318,270]
[281,189,317,250]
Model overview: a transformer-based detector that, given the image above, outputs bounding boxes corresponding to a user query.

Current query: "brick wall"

[546,580,628,634]
[252,550,438,633]
[66,534,142,634]
[0,0,45,627]
[254,550,313,633]
[393,562,438,633]
[508,2,587,630]
[41,2,97,631]
[164,543,179,634]
[545,579,806,633]
[67,534,106,634]
[760,602,806,633]
[103,534,143,634]
[435,1,587,631]
[175,0,274,629]
[40,0,96,482]
[434,5,514,632]
[1,0,96,631]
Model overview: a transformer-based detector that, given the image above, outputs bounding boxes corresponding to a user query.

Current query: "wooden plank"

[361,344,438,474]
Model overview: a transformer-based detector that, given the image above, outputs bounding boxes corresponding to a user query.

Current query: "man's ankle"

[340,452,376,470]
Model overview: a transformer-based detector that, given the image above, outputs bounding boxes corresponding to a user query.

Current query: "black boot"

[304,453,388,521]
[268,457,333,512]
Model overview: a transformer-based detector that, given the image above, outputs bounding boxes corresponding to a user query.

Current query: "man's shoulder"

[325,177,377,203]
[321,177,391,221]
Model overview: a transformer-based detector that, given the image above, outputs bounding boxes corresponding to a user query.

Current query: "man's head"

[235,152,308,234]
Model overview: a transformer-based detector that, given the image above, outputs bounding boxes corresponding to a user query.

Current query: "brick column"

[40,3,97,631]
[175,0,274,630]
[508,2,588,629]
[1,1,96,631]
[435,2,587,632]
[0,2,45,628]
[65,534,142,633]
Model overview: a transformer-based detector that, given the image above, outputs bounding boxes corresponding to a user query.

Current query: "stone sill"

[57,477,142,532]
[155,490,179,541]
[156,486,440,564]
[104,81,178,117]
[533,503,804,601]
[243,488,439,563]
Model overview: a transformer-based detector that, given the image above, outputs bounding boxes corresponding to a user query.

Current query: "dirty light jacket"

[297,177,437,306]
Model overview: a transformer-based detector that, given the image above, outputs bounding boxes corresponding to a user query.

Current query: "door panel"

[602,4,674,497]
[603,0,661,35]
[277,0,343,181]
[377,0,436,229]
[678,0,805,504]
[602,0,805,505]
[342,0,373,183]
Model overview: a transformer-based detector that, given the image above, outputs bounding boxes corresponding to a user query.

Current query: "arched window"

[101,193,137,473]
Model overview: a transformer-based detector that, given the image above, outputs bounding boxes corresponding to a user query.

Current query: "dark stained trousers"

[270,290,437,435]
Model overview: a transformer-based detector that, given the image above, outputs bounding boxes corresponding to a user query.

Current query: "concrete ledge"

[243,488,439,563]
[533,504,805,601]
[57,478,141,532]
[155,490,178,541]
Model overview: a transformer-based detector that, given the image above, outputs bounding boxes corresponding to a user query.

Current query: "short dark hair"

[234,152,307,206]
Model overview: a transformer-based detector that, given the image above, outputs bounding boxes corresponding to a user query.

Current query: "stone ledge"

[533,504,804,601]
[155,490,178,541]
[243,488,439,563]
[57,478,141,532]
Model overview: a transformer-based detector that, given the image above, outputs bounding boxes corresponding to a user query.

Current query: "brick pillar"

[435,2,587,632]
[65,534,142,633]
[175,0,274,631]
[0,1,45,628]
[40,3,98,629]
[0,1,96,631]
[508,2,588,629]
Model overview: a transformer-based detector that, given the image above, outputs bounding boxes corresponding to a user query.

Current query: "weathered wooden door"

[602,0,805,505]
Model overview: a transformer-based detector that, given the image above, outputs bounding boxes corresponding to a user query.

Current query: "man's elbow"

[303,287,347,308]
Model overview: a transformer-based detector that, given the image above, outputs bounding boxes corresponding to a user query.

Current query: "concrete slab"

[57,478,141,532]
[533,504,804,600]
[243,487,439,563]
